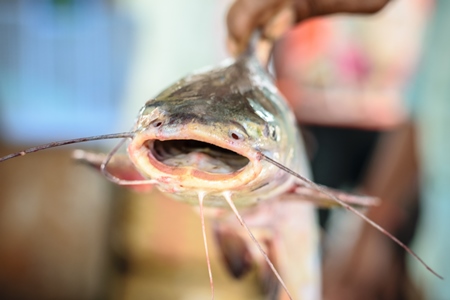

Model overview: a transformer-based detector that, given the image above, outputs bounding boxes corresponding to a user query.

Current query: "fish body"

[121,52,320,299]
[65,49,379,299]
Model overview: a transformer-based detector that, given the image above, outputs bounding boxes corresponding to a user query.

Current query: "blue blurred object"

[407,0,450,298]
[0,0,133,143]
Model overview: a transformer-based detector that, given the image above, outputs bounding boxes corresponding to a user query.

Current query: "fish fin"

[72,149,153,192]
[223,192,295,300]
[288,183,380,208]
[213,221,252,278]
[213,219,281,298]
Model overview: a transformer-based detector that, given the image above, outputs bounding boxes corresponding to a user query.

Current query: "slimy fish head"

[127,58,284,206]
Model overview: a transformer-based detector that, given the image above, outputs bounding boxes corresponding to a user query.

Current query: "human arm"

[227,0,390,55]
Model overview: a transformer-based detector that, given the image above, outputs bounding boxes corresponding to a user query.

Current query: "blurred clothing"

[275,0,430,129]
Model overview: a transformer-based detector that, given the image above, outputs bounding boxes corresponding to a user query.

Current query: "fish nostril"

[231,133,239,140]
[154,121,163,128]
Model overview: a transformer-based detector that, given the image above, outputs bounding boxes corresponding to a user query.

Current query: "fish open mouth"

[146,140,250,175]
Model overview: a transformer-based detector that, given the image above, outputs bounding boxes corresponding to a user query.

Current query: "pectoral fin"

[213,209,281,298]
[213,222,252,278]
[72,150,153,192]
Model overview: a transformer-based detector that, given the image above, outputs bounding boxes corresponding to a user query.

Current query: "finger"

[257,5,296,64]
[226,0,289,56]
[262,5,295,41]
[292,0,389,21]
[254,38,273,67]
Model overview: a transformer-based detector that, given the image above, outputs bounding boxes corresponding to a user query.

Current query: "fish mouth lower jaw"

[129,137,261,192]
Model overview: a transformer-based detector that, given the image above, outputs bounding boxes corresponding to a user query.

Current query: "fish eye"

[229,131,244,141]
[149,119,164,128]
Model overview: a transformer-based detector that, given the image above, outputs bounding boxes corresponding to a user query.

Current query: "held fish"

[0,36,442,299]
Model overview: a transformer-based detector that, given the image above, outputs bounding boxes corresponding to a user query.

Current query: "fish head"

[126,62,288,206]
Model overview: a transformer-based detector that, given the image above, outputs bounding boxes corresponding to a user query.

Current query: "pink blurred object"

[274,0,432,129]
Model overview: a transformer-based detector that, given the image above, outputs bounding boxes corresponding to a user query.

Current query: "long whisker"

[99,137,158,186]
[259,153,444,280]
[223,191,294,300]
[100,135,128,181]
[198,192,214,300]
[0,132,135,162]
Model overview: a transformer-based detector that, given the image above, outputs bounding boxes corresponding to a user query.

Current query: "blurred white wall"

[116,0,233,128]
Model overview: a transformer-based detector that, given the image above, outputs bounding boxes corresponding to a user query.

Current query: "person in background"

[227,0,449,299]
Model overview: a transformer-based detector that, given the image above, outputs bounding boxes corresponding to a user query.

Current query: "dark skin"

[227,0,390,55]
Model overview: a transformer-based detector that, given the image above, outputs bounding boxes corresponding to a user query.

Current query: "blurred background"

[0,0,448,299]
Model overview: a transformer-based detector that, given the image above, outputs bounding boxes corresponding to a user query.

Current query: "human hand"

[227,0,389,56]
